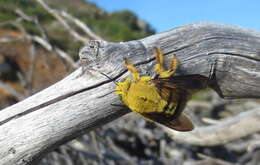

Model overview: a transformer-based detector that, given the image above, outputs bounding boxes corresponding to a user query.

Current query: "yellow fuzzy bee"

[116,47,206,131]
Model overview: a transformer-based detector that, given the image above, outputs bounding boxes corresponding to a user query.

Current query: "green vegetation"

[0,0,155,59]
[85,10,155,41]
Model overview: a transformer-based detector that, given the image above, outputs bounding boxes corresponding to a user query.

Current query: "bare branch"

[28,34,78,68]
[196,153,236,165]
[14,8,78,69]
[0,34,78,69]
[53,47,79,69]
[60,10,102,40]
[0,19,78,69]
[0,37,25,43]
[26,44,36,95]
[0,80,25,101]
[15,9,48,40]
[29,35,52,50]
[163,108,260,146]
[35,0,88,43]
[0,22,260,164]
[15,9,33,22]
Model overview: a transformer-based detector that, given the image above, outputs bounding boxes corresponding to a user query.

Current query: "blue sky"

[88,0,260,33]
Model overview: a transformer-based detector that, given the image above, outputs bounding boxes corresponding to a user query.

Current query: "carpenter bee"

[116,47,208,131]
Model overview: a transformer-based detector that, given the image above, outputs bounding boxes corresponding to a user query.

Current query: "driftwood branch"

[0,80,25,101]
[163,108,260,146]
[59,10,103,40]
[14,8,78,69]
[0,22,260,164]
[35,0,89,43]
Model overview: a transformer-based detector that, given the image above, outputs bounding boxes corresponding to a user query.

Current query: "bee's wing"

[152,75,209,119]
[140,112,194,131]
[151,75,208,106]
[142,75,206,131]
[152,75,208,91]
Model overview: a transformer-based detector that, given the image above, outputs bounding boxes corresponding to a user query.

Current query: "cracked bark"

[0,22,260,165]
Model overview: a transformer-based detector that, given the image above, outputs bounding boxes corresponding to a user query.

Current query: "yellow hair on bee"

[116,76,168,114]
[115,47,194,131]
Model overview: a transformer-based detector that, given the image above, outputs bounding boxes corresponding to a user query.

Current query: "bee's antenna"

[100,72,118,85]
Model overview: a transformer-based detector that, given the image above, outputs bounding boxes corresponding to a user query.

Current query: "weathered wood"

[0,22,260,165]
[164,108,260,146]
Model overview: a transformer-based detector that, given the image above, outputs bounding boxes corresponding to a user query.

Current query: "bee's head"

[115,78,131,98]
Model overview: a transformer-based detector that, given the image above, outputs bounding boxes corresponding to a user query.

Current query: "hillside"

[0,0,154,56]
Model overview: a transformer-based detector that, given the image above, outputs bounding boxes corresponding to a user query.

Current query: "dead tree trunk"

[0,22,260,165]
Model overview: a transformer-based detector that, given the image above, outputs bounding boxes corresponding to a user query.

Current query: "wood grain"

[0,22,260,164]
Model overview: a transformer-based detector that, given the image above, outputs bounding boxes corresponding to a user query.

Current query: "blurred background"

[0,0,260,165]
[90,0,260,32]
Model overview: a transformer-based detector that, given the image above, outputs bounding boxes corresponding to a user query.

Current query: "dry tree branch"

[196,153,236,165]
[35,0,89,43]
[0,36,79,71]
[0,80,25,101]
[0,37,25,43]
[35,1,102,41]
[59,10,103,40]
[14,8,78,69]
[26,44,36,95]
[15,9,48,40]
[0,22,260,164]
[163,108,260,146]
[0,32,78,69]
[7,4,102,70]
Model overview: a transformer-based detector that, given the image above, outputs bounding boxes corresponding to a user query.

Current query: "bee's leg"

[124,60,140,81]
[154,47,178,78]
[170,55,178,74]
[154,47,165,74]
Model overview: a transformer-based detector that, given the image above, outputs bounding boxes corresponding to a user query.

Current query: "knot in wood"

[78,40,109,77]
[79,40,99,62]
